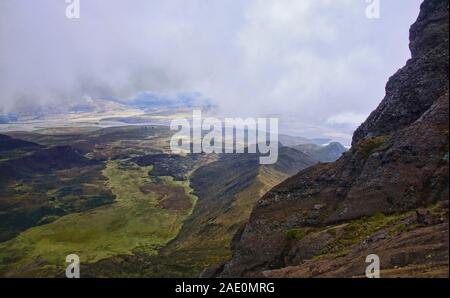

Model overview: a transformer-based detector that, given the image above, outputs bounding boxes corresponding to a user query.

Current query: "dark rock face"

[216,0,449,278]
[353,0,449,146]
[263,216,449,278]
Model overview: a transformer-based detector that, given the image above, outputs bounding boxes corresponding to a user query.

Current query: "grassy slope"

[0,160,197,277]
[143,166,289,277]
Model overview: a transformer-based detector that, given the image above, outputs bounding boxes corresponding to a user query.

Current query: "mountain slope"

[215,0,449,278]
[294,142,347,163]
[3,146,97,175]
[80,146,317,277]
[0,143,112,242]
[0,134,41,152]
[0,127,194,276]
[152,147,316,277]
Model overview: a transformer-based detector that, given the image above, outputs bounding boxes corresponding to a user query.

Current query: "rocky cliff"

[212,0,449,278]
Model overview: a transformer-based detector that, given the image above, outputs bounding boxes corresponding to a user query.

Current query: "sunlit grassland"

[0,160,197,277]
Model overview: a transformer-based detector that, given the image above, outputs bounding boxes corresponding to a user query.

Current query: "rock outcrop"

[353,0,449,146]
[214,0,449,278]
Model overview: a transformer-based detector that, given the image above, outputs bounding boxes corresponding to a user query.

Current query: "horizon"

[1,0,422,145]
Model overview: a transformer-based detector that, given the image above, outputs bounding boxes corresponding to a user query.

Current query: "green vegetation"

[0,125,325,277]
[355,136,386,157]
[389,223,413,236]
[315,212,410,259]
[284,228,310,241]
[12,182,34,194]
[0,160,198,277]
[146,166,289,278]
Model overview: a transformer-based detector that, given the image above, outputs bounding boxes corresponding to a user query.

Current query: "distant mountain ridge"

[280,134,347,163]
[294,142,347,163]
[111,91,213,111]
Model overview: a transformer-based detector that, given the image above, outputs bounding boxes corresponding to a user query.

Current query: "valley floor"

[0,159,197,277]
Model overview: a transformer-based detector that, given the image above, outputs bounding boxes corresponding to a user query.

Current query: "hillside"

[213,0,449,278]
[294,142,347,163]
[0,126,197,276]
[0,134,41,152]
[0,139,114,242]
[0,123,318,277]
[79,146,317,277]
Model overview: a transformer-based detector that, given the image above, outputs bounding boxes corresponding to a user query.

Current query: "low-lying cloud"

[0,0,422,143]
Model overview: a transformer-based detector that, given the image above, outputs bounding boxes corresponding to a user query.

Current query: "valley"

[1,0,447,281]
[0,123,336,277]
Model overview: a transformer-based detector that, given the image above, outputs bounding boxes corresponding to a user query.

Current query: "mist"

[0,0,422,142]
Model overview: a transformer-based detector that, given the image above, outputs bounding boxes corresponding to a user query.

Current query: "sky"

[0,0,423,144]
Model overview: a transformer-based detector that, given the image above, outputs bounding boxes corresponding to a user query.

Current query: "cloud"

[0,0,423,144]
[326,112,368,126]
